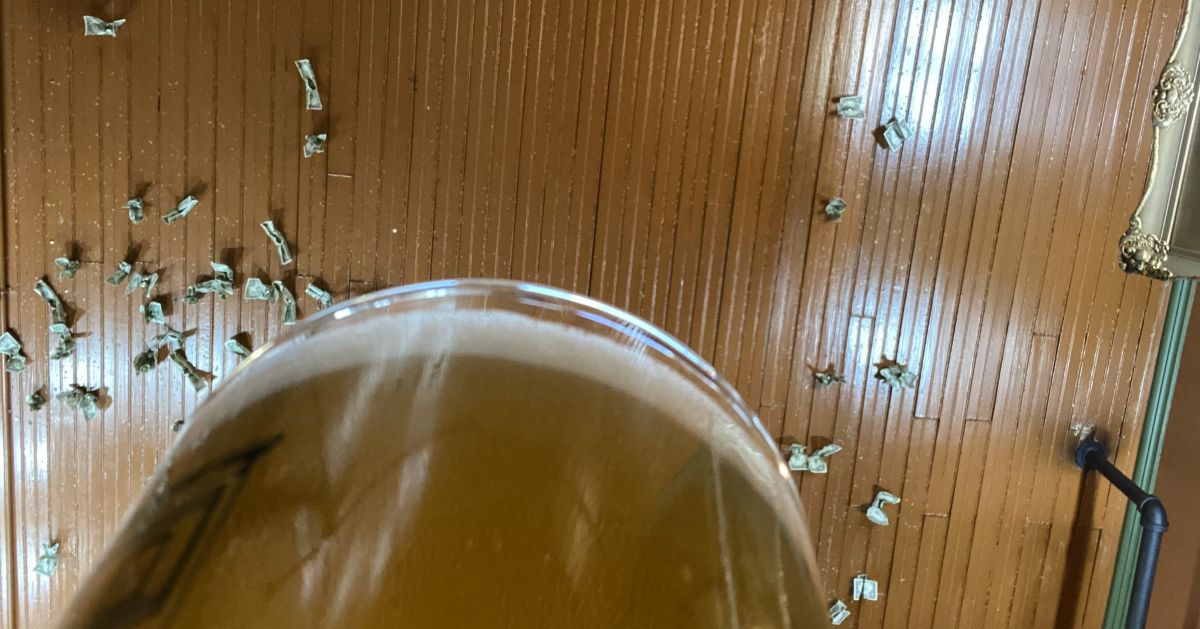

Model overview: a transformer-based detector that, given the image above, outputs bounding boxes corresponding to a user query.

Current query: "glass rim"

[234,278,782,459]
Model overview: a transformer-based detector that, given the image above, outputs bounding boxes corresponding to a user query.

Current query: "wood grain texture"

[0,0,1180,626]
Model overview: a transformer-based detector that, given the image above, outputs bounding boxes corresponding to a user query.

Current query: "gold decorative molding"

[1118,219,1173,280]
[1121,4,1200,280]
[1152,62,1195,127]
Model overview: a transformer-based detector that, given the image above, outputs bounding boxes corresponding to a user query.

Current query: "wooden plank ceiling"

[0,0,1178,626]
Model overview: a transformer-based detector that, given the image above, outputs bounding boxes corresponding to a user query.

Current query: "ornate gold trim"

[1152,62,1196,127]
[1118,218,1174,280]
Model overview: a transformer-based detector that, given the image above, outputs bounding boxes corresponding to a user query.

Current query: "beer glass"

[58,279,825,627]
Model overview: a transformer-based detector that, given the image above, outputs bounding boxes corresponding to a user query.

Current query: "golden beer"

[58,281,825,627]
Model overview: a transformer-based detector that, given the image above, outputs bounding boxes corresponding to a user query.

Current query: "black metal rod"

[1074,438,1168,629]
[1128,510,1164,628]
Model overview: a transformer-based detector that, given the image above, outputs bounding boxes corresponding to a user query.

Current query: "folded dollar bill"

[34,279,68,330]
[882,118,912,150]
[852,574,879,602]
[305,283,333,308]
[225,338,252,358]
[141,301,166,325]
[49,329,76,361]
[836,95,865,119]
[210,261,235,281]
[273,281,297,325]
[295,59,323,110]
[866,490,901,526]
[54,258,80,280]
[151,326,184,350]
[0,331,27,373]
[260,221,294,266]
[133,348,158,374]
[169,350,207,392]
[814,367,846,387]
[877,362,916,388]
[33,542,59,576]
[163,195,198,224]
[105,260,132,286]
[829,600,850,626]
[303,133,327,158]
[83,16,126,38]
[823,197,847,222]
[124,197,144,223]
[243,277,277,302]
[58,384,100,420]
[126,272,159,299]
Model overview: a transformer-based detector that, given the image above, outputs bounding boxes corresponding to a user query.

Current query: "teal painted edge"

[1103,278,1195,628]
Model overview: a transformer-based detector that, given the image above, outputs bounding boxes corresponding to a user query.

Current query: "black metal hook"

[1074,438,1169,629]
